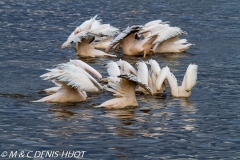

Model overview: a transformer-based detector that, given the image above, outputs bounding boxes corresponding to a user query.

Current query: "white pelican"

[43,59,102,95]
[103,59,165,95]
[106,61,121,77]
[140,21,170,38]
[143,19,170,28]
[105,25,157,57]
[156,64,198,97]
[73,15,99,35]
[117,59,137,75]
[34,60,103,103]
[61,31,116,57]
[88,21,119,49]
[98,74,153,109]
[66,15,119,49]
[135,61,149,93]
[146,59,166,94]
[100,59,137,83]
[140,20,193,53]
[135,60,166,94]
[62,15,98,51]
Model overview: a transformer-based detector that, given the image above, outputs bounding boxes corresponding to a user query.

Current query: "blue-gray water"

[1,0,240,159]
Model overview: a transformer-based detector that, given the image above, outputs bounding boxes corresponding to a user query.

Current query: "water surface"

[0,0,240,159]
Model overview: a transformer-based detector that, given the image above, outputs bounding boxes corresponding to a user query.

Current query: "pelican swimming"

[136,59,166,94]
[105,25,157,57]
[103,59,165,95]
[143,19,170,28]
[43,59,102,95]
[61,31,116,57]
[145,59,166,94]
[98,74,153,109]
[101,59,137,83]
[100,60,147,109]
[117,59,137,75]
[140,20,193,53]
[34,60,103,103]
[135,61,149,93]
[156,64,198,97]
[64,15,119,49]
[140,20,170,38]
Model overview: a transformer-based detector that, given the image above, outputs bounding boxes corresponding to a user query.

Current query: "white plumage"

[136,61,149,86]
[69,59,102,80]
[63,15,119,50]
[139,19,193,54]
[62,31,116,57]
[117,59,137,76]
[106,61,121,77]
[34,60,102,103]
[98,74,152,109]
[105,25,157,57]
[156,64,198,97]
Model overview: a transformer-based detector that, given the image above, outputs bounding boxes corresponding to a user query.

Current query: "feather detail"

[148,27,187,45]
[184,64,198,91]
[136,61,149,85]
[117,59,137,75]
[105,61,121,77]
[144,20,170,28]
[119,74,153,95]
[155,66,170,91]
[41,63,102,93]
[90,24,119,37]
[69,59,102,80]
[105,25,143,53]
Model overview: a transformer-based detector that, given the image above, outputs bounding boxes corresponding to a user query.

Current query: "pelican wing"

[155,66,170,91]
[117,59,137,75]
[78,15,99,31]
[105,61,121,77]
[136,61,149,85]
[69,59,102,80]
[90,24,119,37]
[183,64,198,91]
[148,27,187,45]
[144,20,170,28]
[119,74,153,95]
[62,15,99,49]
[41,64,102,93]
[57,63,103,91]
[140,23,169,36]
[104,77,125,97]
[89,18,102,30]
[105,25,143,53]
[146,59,161,78]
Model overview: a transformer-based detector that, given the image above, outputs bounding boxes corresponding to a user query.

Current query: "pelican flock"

[35,15,198,108]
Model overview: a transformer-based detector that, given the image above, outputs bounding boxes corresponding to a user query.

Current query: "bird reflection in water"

[102,108,136,137]
[172,98,198,131]
[48,103,78,120]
